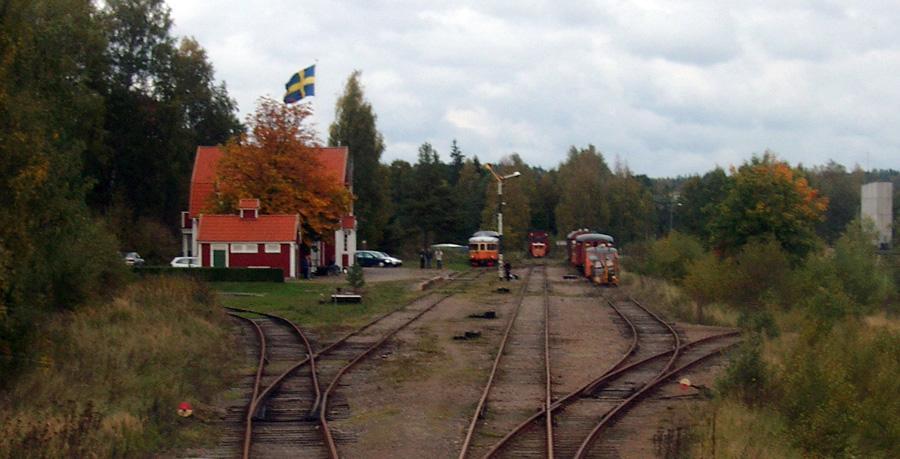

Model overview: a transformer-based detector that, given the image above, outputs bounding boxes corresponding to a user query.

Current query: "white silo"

[861,182,893,248]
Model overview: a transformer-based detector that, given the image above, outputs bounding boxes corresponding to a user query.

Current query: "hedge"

[134,266,285,282]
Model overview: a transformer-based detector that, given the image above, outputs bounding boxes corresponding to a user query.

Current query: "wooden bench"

[331,294,362,304]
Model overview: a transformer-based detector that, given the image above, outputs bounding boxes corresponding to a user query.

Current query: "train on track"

[527,230,550,258]
[468,230,500,266]
[566,228,619,286]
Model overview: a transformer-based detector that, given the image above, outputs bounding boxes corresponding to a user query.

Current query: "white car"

[170,256,200,268]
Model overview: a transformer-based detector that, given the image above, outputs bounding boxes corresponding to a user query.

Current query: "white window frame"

[265,243,282,253]
[231,243,258,253]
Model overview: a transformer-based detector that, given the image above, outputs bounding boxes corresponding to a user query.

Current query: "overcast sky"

[168,0,899,177]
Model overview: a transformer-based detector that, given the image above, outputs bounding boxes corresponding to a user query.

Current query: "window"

[265,243,281,253]
[231,243,258,253]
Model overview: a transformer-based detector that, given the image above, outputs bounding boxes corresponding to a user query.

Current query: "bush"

[346,263,365,289]
[135,266,284,282]
[776,321,900,457]
[717,335,771,407]
[0,277,239,457]
[624,232,705,283]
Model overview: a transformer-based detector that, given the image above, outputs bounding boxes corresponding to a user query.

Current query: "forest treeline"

[2,0,899,382]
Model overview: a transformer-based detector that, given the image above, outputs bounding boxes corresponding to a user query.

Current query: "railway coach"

[469,231,500,266]
[527,230,550,258]
[566,229,592,265]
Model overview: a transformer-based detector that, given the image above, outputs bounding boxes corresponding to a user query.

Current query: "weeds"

[0,277,238,457]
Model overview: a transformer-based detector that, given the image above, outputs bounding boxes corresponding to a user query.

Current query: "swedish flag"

[283,65,316,103]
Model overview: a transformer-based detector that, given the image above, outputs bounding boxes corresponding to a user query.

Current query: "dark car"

[355,250,401,267]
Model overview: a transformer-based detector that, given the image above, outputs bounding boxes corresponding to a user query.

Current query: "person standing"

[435,249,443,269]
[425,248,433,269]
[419,249,426,269]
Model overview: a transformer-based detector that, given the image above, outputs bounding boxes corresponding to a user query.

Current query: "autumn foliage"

[213,97,352,239]
[710,152,828,258]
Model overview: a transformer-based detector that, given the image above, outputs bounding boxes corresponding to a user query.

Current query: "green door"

[212,250,226,268]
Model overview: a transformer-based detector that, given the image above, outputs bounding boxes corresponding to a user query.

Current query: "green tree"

[676,167,728,242]
[709,153,828,259]
[452,159,488,242]
[1,0,125,379]
[86,0,240,229]
[328,71,388,248]
[807,161,864,243]
[481,154,532,250]
[606,164,656,244]
[448,139,465,185]
[381,159,417,253]
[555,145,612,234]
[409,143,454,247]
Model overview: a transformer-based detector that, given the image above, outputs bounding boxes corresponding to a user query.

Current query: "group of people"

[419,248,443,269]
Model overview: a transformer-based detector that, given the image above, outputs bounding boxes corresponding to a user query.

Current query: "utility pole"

[485,164,521,280]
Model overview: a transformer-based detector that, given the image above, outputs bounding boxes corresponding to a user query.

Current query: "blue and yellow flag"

[283,65,316,103]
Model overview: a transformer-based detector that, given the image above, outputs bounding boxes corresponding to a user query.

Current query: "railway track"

[480,293,679,458]
[229,269,486,458]
[226,309,323,458]
[459,265,554,459]
[482,287,740,458]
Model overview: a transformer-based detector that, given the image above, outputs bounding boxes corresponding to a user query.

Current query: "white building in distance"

[861,182,893,248]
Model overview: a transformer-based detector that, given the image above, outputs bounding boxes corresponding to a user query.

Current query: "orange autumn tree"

[709,152,828,259]
[211,97,352,239]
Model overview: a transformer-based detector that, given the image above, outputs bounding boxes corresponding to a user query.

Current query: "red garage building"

[196,198,301,278]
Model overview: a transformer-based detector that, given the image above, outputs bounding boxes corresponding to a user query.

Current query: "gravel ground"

[210,263,738,458]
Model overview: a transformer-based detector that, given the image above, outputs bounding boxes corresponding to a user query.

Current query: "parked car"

[170,256,200,268]
[122,252,145,266]
[374,251,402,267]
[354,250,402,267]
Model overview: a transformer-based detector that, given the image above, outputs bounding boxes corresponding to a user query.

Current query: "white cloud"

[167,0,900,177]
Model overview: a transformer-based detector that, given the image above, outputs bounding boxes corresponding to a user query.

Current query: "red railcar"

[586,246,619,286]
[527,230,550,258]
[566,229,592,265]
[573,233,614,269]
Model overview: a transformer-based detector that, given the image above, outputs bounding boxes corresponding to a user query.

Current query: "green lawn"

[214,279,424,332]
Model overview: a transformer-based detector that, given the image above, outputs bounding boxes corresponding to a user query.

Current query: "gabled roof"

[197,214,299,242]
[187,145,350,218]
[238,198,260,210]
[317,146,349,186]
[189,146,225,218]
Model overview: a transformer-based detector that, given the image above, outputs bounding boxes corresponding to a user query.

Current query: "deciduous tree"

[329,71,388,247]
[709,153,828,258]
[214,98,351,240]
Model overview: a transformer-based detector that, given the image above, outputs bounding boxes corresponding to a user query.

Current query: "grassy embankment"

[625,229,900,458]
[0,277,238,458]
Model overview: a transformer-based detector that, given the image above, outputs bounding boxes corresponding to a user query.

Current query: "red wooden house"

[196,199,301,276]
[180,145,357,275]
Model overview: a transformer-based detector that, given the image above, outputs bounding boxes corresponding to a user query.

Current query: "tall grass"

[0,277,238,457]
[634,220,899,457]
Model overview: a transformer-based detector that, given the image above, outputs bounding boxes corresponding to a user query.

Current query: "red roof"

[317,146,349,186]
[189,146,225,217]
[187,145,350,219]
[197,214,299,242]
[341,215,356,229]
[238,198,260,209]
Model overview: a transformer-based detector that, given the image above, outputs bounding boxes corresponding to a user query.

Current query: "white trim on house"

[289,242,297,278]
[231,243,258,253]
[265,243,282,253]
[210,243,229,267]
